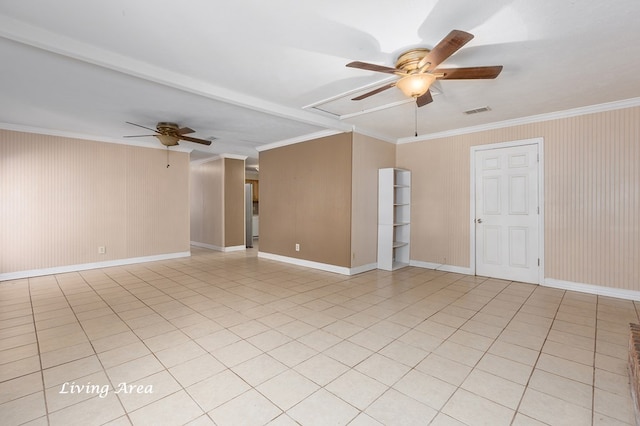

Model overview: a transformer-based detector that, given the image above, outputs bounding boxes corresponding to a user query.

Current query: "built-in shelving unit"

[377,168,411,271]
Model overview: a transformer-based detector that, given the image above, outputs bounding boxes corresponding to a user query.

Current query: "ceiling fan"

[346,30,503,107]
[124,122,212,146]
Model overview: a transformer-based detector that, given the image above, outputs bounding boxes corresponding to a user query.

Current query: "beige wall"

[190,158,224,248]
[224,157,246,247]
[398,106,640,291]
[351,133,396,268]
[190,156,246,249]
[259,133,353,267]
[1,130,190,276]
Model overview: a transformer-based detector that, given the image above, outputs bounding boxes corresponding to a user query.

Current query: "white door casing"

[473,141,541,284]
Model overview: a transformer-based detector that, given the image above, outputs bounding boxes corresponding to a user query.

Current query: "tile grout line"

[422,279,561,425]
[592,295,599,426]
[28,276,51,425]
[508,287,566,425]
[3,248,637,425]
[51,273,131,423]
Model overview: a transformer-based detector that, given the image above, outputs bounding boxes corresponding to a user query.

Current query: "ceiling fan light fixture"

[396,73,436,98]
[156,134,180,146]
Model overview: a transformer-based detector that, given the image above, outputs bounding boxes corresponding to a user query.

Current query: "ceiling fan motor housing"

[156,122,180,134]
[395,48,431,73]
[155,123,181,146]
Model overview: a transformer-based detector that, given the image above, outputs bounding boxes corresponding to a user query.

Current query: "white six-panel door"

[474,143,540,284]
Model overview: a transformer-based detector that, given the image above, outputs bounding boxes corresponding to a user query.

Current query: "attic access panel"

[305,80,442,119]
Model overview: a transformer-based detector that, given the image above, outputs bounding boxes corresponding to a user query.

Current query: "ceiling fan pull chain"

[166,146,170,168]
[414,101,418,137]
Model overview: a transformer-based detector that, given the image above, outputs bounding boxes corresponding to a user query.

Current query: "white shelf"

[392,241,408,248]
[378,168,411,271]
[390,261,409,271]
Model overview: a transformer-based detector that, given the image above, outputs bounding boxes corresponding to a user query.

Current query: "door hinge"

[538,258,540,266]
[537,206,540,214]
[537,153,539,162]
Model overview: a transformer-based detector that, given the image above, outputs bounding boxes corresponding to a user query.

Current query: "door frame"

[469,137,544,284]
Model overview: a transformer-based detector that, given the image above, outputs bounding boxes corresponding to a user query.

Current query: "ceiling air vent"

[464,106,491,115]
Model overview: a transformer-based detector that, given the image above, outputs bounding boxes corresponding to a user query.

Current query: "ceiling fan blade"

[417,30,474,71]
[416,90,433,107]
[126,121,160,133]
[177,127,195,135]
[434,65,503,80]
[351,82,396,101]
[123,134,156,138]
[346,61,399,74]
[179,135,212,146]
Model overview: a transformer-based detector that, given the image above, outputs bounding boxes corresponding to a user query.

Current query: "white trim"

[409,261,640,302]
[470,137,544,284]
[398,97,640,144]
[256,130,346,152]
[190,241,246,252]
[537,141,545,285]
[303,76,397,111]
[189,154,247,167]
[339,99,413,120]
[352,128,397,144]
[0,251,191,282]
[258,252,360,275]
[544,278,640,301]
[220,154,248,161]
[189,155,222,167]
[303,77,442,122]
[350,263,378,275]
[410,260,473,275]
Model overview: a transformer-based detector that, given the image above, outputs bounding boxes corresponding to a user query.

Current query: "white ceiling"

[1,0,640,167]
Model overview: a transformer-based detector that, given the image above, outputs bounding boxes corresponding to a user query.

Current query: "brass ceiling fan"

[124,122,212,146]
[346,30,503,107]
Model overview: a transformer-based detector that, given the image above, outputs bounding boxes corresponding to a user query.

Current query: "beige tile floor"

[0,246,637,425]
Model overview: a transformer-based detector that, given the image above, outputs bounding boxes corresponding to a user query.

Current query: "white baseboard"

[410,260,473,275]
[544,278,640,301]
[0,251,191,282]
[258,252,374,275]
[410,260,640,301]
[350,263,378,275]
[190,241,246,252]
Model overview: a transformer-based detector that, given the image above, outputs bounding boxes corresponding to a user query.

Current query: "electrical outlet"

[295,243,300,252]
[98,246,106,254]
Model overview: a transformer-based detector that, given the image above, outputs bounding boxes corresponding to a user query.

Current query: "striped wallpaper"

[2,106,638,292]
[397,106,640,291]
[0,130,190,276]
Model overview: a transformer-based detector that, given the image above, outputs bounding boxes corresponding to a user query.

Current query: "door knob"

[476,218,483,223]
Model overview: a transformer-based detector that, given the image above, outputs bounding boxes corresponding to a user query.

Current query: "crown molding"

[397,97,640,144]
[256,129,346,152]
[352,127,397,144]
[189,153,248,167]
[220,153,248,160]
[189,155,222,166]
